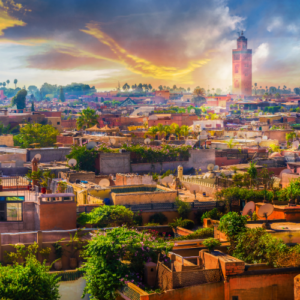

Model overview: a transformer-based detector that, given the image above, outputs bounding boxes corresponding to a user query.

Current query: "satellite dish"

[255,138,262,143]
[213,165,220,171]
[257,204,274,219]
[251,121,256,125]
[99,178,110,187]
[34,154,41,161]
[262,135,268,140]
[143,118,147,122]
[242,201,255,216]
[207,163,215,171]
[68,158,77,167]
[110,138,116,145]
[144,138,151,145]
[161,176,173,185]
[190,109,195,113]
[279,169,293,179]
[86,141,97,149]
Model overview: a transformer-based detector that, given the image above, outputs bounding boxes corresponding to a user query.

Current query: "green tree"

[156,123,166,139]
[175,198,191,219]
[247,161,258,188]
[13,123,59,148]
[145,126,158,139]
[11,89,27,109]
[0,245,60,300]
[31,102,35,112]
[77,205,134,227]
[14,79,18,88]
[158,85,163,91]
[59,87,65,102]
[76,107,98,130]
[180,125,190,140]
[225,138,238,149]
[2,82,6,88]
[82,226,172,300]
[6,79,10,87]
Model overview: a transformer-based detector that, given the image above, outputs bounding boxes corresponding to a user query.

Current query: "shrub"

[77,205,134,227]
[203,238,221,252]
[82,226,173,300]
[175,198,191,219]
[149,212,168,225]
[133,211,143,226]
[179,219,195,230]
[233,228,288,266]
[174,228,213,241]
[201,208,223,224]
[218,212,247,253]
[0,246,60,300]
[144,223,161,226]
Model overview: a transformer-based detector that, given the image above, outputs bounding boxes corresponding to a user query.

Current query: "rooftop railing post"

[37,230,43,262]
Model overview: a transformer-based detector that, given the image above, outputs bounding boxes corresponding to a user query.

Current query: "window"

[232,297,239,300]
[233,54,240,60]
[57,122,60,125]
[7,203,22,221]
[0,196,23,222]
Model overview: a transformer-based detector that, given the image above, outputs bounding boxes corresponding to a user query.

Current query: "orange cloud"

[79,23,210,82]
[0,0,26,36]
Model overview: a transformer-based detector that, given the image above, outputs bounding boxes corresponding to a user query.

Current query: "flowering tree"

[83,227,173,300]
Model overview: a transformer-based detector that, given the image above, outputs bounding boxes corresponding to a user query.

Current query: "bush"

[218,212,247,253]
[175,198,191,219]
[233,228,288,266]
[144,223,161,226]
[174,227,213,241]
[82,226,173,300]
[201,208,223,224]
[133,211,143,226]
[203,238,222,252]
[149,212,168,225]
[0,247,60,300]
[179,219,195,230]
[77,205,134,227]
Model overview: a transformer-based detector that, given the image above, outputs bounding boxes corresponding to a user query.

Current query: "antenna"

[207,163,215,171]
[86,141,97,150]
[257,204,274,229]
[242,201,255,217]
[68,158,77,167]
[99,178,110,187]
[144,138,151,145]
[34,154,41,161]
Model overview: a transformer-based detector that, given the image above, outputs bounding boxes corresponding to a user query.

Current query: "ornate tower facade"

[232,32,252,96]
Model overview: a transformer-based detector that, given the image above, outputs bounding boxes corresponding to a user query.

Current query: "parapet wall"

[115,173,156,186]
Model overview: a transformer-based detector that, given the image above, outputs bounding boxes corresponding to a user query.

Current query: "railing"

[181,176,216,188]
[1,176,29,191]
[52,269,85,282]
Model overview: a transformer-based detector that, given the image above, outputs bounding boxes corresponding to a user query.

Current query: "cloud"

[253,43,269,72]
[79,23,210,82]
[0,0,26,36]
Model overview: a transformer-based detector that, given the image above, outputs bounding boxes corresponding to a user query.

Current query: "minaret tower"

[232,31,252,96]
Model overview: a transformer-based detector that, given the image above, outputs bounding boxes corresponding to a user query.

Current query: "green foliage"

[233,228,287,266]
[144,223,160,226]
[218,212,247,253]
[76,107,98,130]
[202,238,221,252]
[77,205,134,228]
[149,212,168,225]
[11,89,27,109]
[13,123,60,149]
[0,245,60,300]
[169,218,194,229]
[173,227,214,241]
[82,226,173,300]
[201,208,223,224]
[175,198,191,219]
[59,87,65,102]
[133,211,143,226]
[66,145,98,172]
[52,238,65,259]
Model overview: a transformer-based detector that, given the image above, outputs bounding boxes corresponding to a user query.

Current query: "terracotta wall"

[39,201,77,230]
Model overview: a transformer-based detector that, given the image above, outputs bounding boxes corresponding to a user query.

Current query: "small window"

[63,197,71,201]
[57,122,60,125]
[6,203,22,221]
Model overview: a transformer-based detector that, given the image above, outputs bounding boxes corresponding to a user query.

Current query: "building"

[232,31,252,96]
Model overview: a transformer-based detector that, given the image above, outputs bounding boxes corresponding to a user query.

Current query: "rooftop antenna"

[257,203,274,229]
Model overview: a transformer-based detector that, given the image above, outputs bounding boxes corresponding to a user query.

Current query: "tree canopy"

[13,123,60,148]
[11,89,27,109]
[76,107,98,130]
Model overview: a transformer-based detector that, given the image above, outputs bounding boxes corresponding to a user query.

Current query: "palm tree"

[205,113,218,120]
[225,138,238,149]
[0,83,2,87]
[265,86,268,93]
[180,125,190,140]
[247,161,258,188]
[76,107,98,130]
[170,123,181,139]
[156,123,165,139]
[2,82,6,88]
[163,125,171,139]
[14,79,17,89]
[145,126,158,140]
[6,80,9,87]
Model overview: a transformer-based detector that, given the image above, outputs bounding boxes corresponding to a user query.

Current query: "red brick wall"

[57,135,73,145]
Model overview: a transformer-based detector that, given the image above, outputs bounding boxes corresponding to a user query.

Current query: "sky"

[0,0,300,92]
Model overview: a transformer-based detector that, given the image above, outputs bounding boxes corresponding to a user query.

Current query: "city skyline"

[0,0,300,91]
